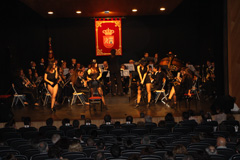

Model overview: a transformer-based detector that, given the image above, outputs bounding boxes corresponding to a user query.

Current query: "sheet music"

[148,64,153,69]
[124,63,135,71]
[106,71,110,77]
[123,70,130,76]
[98,64,104,70]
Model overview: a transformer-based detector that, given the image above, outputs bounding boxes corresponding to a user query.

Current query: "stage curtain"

[95,18,122,56]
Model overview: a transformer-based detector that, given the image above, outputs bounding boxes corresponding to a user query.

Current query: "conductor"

[109,49,123,96]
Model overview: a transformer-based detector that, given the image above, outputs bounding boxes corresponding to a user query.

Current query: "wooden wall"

[228,0,240,106]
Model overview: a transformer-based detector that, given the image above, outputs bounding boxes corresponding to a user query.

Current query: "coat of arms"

[102,28,114,48]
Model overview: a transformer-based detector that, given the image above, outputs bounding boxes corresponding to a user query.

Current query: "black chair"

[39,126,57,135]
[31,153,49,160]
[74,158,94,160]
[16,144,34,154]
[135,144,155,150]
[122,150,140,157]
[0,128,17,137]
[210,154,226,160]
[100,124,115,134]
[217,148,236,159]
[62,152,87,160]
[110,128,128,136]
[187,142,210,150]
[221,120,239,126]
[121,123,137,133]
[2,132,22,140]
[0,146,11,151]
[90,151,112,158]
[173,126,192,134]
[10,139,29,149]
[18,127,38,134]
[175,154,185,160]
[66,129,78,138]
[153,150,167,158]
[0,150,20,157]
[213,131,230,138]
[231,154,240,160]
[44,130,65,139]
[23,149,40,159]
[83,147,97,157]
[15,155,28,160]
[21,131,39,140]
[141,155,162,160]
[157,136,175,143]
[151,127,169,135]
[227,142,237,150]
[131,128,149,136]
[200,138,216,146]
[6,138,23,146]
[172,140,190,148]
[144,122,157,132]
[80,124,97,135]
[194,125,213,133]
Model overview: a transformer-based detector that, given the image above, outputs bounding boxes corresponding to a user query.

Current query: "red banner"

[95,18,122,56]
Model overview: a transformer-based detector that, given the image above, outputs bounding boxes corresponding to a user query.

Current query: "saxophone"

[21,75,34,88]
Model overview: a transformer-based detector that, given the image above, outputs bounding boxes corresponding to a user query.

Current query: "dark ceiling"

[20,0,183,18]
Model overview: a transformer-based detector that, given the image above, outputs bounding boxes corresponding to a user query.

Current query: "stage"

[11,94,213,122]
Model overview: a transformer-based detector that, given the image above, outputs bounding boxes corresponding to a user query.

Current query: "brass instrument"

[21,75,34,88]
[34,76,43,87]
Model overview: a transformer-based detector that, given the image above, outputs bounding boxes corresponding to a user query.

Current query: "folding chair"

[71,84,86,105]
[154,79,169,107]
[11,84,25,108]
[43,83,51,106]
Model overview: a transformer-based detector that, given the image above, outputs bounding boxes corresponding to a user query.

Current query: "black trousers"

[110,71,123,94]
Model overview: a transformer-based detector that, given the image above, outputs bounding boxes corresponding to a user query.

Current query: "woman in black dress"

[44,62,58,112]
[87,61,106,106]
[135,59,152,108]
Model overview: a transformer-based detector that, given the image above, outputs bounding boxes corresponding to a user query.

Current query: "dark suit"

[109,56,123,94]
[152,71,164,90]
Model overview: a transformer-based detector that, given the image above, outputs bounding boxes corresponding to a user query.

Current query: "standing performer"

[109,49,123,96]
[135,59,152,108]
[44,62,58,112]
[87,60,107,107]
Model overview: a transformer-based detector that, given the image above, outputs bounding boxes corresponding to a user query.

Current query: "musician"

[120,64,130,95]
[152,65,165,90]
[14,69,39,106]
[44,62,59,112]
[108,49,123,96]
[87,60,106,107]
[61,61,69,76]
[26,68,36,86]
[154,53,159,65]
[48,50,55,64]
[71,70,90,105]
[168,68,193,105]
[135,59,152,108]
[102,61,110,95]
[38,58,46,76]
[70,58,77,69]
[30,61,37,75]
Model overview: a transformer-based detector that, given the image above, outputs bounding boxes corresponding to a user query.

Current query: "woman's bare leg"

[168,86,175,100]
[146,83,151,103]
[137,86,141,104]
[97,87,106,105]
[51,85,58,109]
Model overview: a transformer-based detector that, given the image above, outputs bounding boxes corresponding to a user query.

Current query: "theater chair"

[71,84,86,105]
[154,79,169,107]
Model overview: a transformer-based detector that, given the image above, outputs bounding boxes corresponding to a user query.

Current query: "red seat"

[0,95,11,99]
[89,96,102,111]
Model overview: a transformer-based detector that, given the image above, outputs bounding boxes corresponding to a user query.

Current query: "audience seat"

[62,152,87,160]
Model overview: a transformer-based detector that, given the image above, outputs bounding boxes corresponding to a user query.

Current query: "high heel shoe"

[51,107,56,112]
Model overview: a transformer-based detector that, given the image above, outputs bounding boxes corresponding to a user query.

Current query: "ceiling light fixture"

[132,9,137,12]
[160,7,166,11]
[48,11,54,15]
[104,10,110,14]
[76,11,82,14]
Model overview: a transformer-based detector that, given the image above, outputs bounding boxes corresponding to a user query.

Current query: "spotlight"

[48,11,54,15]
[160,7,166,11]
[104,10,110,14]
[76,11,82,14]
[132,9,137,12]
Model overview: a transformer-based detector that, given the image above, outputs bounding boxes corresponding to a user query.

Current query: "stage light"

[160,7,166,11]
[48,11,54,15]
[132,9,137,12]
[76,11,82,14]
[104,10,110,14]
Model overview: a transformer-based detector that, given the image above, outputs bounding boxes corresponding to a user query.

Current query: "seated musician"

[71,70,89,105]
[168,68,193,105]
[26,68,36,85]
[87,60,107,107]
[13,69,39,106]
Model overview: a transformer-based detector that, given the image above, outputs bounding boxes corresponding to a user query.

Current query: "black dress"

[88,68,101,89]
[137,65,151,84]
[45,71,57,87]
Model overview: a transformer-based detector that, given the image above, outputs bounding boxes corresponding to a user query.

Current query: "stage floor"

[11,94,213,122]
